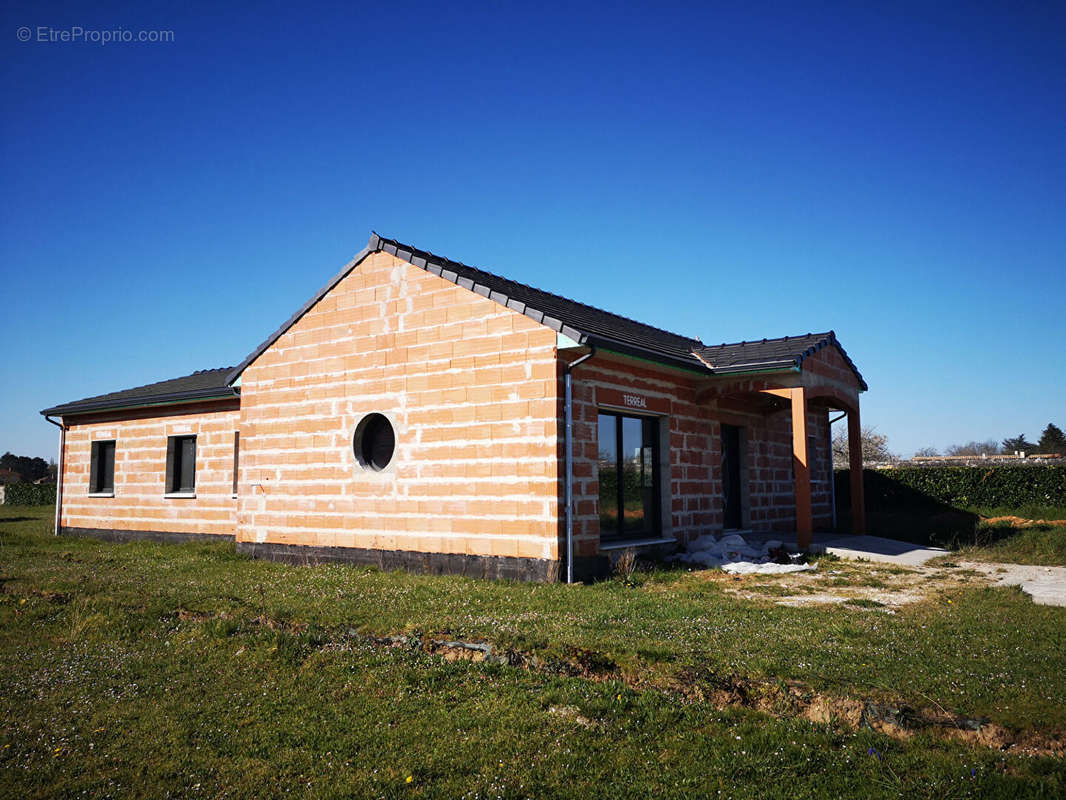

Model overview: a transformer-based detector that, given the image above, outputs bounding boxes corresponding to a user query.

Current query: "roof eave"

[585,336,711,375]
[709,361,801,376]
[40,387,239,418]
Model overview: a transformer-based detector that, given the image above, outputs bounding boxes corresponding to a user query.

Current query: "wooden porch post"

[847,406,866,534]
[791,387,812,549]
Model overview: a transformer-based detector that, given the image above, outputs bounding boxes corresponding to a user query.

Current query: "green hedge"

[836,465,1066,511]
[3,482,57,506]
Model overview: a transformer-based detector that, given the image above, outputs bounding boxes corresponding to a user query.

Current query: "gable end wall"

[236,251,562,561]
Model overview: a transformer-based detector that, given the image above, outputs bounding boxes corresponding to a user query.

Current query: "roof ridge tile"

[372,233,703,347]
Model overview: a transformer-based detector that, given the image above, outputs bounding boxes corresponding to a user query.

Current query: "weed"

[613,548,638,586]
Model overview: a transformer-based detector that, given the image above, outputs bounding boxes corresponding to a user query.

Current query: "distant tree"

[913,447,940,458]
[0,452,50,483]
[832,425,897,468]
[1002,434,1034,453]
[1038,423,1066,455]
[945,440,1001,457]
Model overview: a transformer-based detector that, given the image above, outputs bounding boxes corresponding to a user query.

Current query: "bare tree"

[945,440,1000,456]
[913,446,939,458]
[832,425,896,468]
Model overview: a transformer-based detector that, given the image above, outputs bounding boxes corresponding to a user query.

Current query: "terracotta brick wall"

[803,345,863,395]
[810,410,834,529]
[568,353,838,550]
[566,353,717,556]
[54,284,855,560]
[236,251,561,561]
[59,401,239,536]
[743,409,833,533]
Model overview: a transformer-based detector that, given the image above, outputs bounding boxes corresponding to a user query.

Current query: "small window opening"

[90,440,116,494]
[166,435,197,494]
[353,414,395,472]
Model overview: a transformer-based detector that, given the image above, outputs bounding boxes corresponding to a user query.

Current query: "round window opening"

[354,413,396,472]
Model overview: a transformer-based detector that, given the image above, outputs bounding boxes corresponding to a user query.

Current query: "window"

[166,435,197,495]
[353,413,395,472]
[89,440,115,494]
[232,431,239,496]
[597,412,660,540]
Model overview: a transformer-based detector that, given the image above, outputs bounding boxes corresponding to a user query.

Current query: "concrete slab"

[813,533,949,567]
[962,562,1066,608]
[743,531,949,567]
[721,532,1066,607]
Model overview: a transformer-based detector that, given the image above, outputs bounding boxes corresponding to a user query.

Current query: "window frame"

[165,434,197,497]
[596,410,662,542]
[88,439,116,496]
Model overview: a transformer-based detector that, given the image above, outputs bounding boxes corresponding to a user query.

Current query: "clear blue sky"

[2,0,1064,461]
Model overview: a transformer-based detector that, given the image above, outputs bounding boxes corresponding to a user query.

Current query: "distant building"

[42,234,867,580]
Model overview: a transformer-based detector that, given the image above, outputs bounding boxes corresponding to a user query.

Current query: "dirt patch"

[424,639,492,663]
[0,584,73,605]
[709,559,1043,609]
[170,606,1066,756]
[354,629,1066,757]
[658,666,1064,756]
[547,705,597,727]
[983,516,1066,527]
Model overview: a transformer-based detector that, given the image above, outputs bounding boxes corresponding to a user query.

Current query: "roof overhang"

[41,387,239,419]
[224,232,868,393]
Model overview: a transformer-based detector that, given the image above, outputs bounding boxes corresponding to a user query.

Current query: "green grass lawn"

[860,504,1066,556]
[2,506,1064,798]
[946,521,1066,565]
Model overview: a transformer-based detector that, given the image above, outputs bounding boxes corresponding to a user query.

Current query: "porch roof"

[693,333,867,390]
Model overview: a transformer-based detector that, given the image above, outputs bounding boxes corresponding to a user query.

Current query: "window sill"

[87,492,114,498]
[164,492,196,499]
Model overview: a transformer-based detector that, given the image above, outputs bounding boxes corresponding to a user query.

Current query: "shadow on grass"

[835,471,1066,558]
[836,470,980,548]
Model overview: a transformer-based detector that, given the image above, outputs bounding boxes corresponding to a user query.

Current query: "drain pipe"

[564,345,596,584]
[44,415,66,537]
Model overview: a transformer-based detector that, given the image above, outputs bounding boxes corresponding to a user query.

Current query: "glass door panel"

[597,414,620,537]
[598,411,660,541]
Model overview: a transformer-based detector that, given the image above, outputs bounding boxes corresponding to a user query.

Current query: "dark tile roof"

[365,235,866,388]
[228,232,866,388]
[694,332,868,390]
[42,368,237,417]
[45,232,865,418]
[225,233,711,381]
[370,234,707,369]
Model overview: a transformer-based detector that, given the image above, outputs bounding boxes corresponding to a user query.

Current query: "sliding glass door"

[597,411,660,541]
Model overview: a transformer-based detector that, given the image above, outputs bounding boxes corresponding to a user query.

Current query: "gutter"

[44,416,65,537]
[564,345,596,584]
[583,337,709,376]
